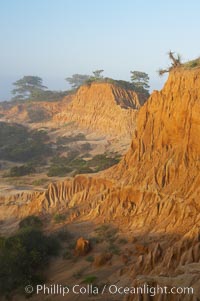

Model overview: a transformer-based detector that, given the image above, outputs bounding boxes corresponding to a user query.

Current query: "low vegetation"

[5,164,36,177]
[53,213,66,223]
[53,227,75,261]
[27,107,50,123]
[0,123,121,179]
[92,224,121,255]
[29,90,69,102]
[85,255,94,263]
[0,216,60,297]
[19,215,43,229]
[118,238,128,244]
[107,243,120,255]
[88,154,120,172]
[56,133,86,144]
[73,268,85,279]
[158,52,200,76]
[47,153,120,177]
[54,227,73,241]
[184,57,200,69]
[31,178,49,186]
[47,164,72,177]
[63,250,73,260]
[83,275,97,284]
[0,122,52,162]
[93,224,118,244]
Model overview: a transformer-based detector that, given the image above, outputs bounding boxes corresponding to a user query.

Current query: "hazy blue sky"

[1,0,200,100]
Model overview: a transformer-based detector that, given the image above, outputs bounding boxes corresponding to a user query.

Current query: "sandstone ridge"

[54,82,145,137]
[0,82,146,139]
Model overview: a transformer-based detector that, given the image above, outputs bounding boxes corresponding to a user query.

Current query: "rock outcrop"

[0,96,72,124]
[54,82,145,137]
[74,237,91,256]
[0,82,146,139]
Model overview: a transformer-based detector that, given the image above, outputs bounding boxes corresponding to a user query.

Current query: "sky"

[0,0,200,100]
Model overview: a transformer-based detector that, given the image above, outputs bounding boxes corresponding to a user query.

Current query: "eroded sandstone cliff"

[0,82,145,139]
[54,82,144,137]
[4,69,198,230]
[1,68,200,300]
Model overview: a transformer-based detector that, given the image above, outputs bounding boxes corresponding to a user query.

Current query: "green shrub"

[0,237,6,248]
[68,241,76,250]
[32,178,49,186]
[73,166,94,175]
[19,215,43,229]
[47,155,88,177]
[54,227,73,241]
[89,237,100,245]
[108,243,120,255]
[106,228,118,242]
[63,250,73,260]
[118,238,128,244]
[80,143,92,152]
[73,268,85,279]
[95,224,110,232]
[85,255,94,263]
[47,165,72,177]
[51,153,79,165]
[88,154,120,172]
[27,108,50,123]
[8,164,36,177]
[0,228,60,296]
[53,214,66,223]
[83,275,97,284]
[29,90,68,102]
[70,158,94,174]
[47,152,120,177]
[83,153,92,158]
[184,57,200,69]
[94,224,118,243]
[0,122,52,162]
[0,122,28,148]
[56,133,86,145]
[27,157,47,167]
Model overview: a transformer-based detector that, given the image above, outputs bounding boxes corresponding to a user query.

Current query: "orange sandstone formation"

[1,69,200,300]
[0,82,145,139]
[54,83,145,137]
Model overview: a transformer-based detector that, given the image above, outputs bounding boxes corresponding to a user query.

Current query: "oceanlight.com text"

[25,283,194,297]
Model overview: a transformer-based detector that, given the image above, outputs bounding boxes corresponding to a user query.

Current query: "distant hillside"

[0,82,147,139]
